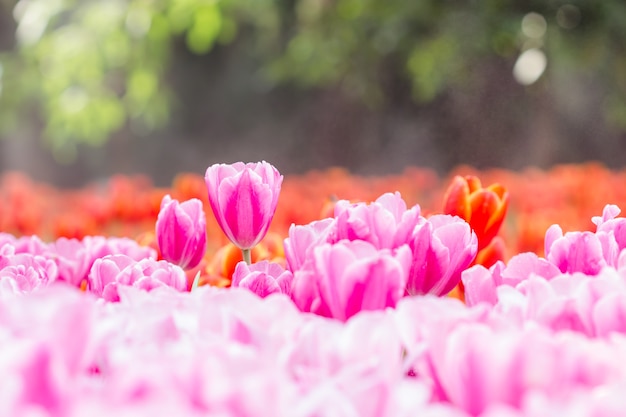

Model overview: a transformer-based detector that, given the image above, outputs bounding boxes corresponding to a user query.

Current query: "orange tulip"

[443,175,509,251]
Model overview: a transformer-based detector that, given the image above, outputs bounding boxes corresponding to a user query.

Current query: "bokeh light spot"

[513,48,547,85]
[521,12,547,39]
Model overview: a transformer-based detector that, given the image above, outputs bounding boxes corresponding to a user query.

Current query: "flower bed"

[2,161,626,415]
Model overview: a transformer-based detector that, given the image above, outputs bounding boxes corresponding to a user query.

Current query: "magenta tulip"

[155,195,207,270]
[205,162,283,252]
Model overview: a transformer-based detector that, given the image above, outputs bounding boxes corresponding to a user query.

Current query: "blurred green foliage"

[0,0,234,159]
[0,0,625,159]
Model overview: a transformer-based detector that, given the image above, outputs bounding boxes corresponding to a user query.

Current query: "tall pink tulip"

[205,162,283,262]
[155,195,207,270]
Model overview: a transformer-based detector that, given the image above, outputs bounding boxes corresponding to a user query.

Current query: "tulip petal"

[442,176,472,221]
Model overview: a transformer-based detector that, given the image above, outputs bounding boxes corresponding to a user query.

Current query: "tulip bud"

[204,161,283,257]
[443,175,509,252]
[155,195,207,270]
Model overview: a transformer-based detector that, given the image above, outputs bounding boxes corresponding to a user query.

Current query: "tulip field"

[3,161,626,416]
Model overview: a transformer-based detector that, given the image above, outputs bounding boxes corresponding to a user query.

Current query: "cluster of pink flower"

[2,161,626,415]
[0,234,159,297]
[463,204,626,335]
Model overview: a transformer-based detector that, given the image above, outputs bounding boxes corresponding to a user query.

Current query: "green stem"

[242,248,252,265]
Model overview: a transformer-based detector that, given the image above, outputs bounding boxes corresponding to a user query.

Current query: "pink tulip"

[545,225,606,275]
[231,260,293,298]
[283,218,335,272]
[283,218,337,315]
[592,204,626,236]
[48,236,158,289]
[516,275,590,333]
[45,237,91,287]
[499,252,561,285]
[462,253,561,307]
[0,242,13,256]
[593,292,626,337]
[0,252,58,295]
[1,233,48,256]
[332,192,423,249]
[290,268,330,316]
[406,215,477,296]
[87,255,188,301]
[0,286,95,415]
[590,204,626,267]
[424,323,617,416]
[205,161,283,250]
[0,233,14,249]
[156,195,207,269]
[313,240,411,321]
[462,264,499,307]
[287,194,476,309]
[489,268,626,337]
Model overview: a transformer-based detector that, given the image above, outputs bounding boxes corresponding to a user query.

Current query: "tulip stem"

[242,248,251,265]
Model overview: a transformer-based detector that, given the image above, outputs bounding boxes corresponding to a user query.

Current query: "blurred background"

[0,0,625,187]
